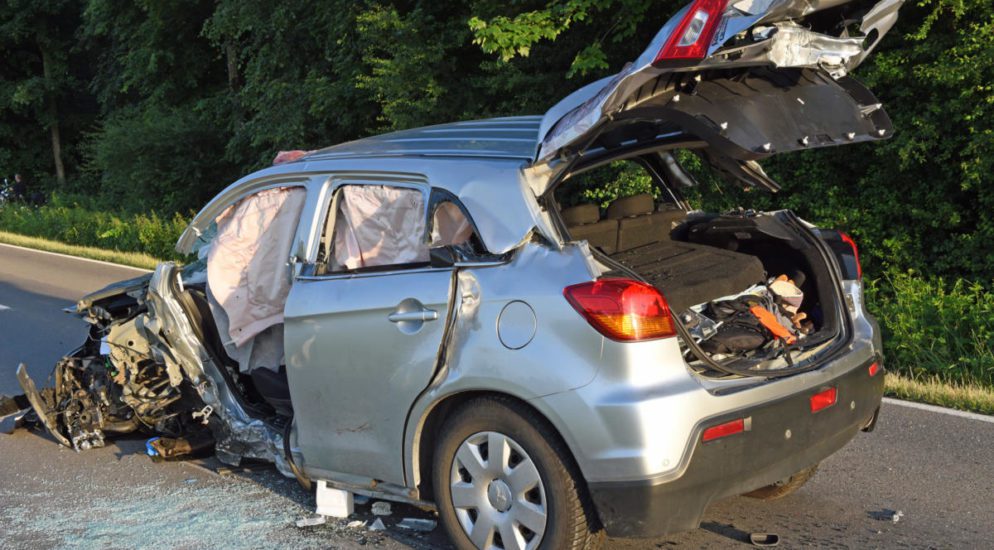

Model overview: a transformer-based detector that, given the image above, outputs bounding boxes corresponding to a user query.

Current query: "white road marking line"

[0,304,9,311]
[0,242,151,273]
[883,397,994,424]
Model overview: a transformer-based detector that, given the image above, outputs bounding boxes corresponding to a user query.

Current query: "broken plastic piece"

[0,408,29,434]
[749,532,780,547]
[397,518,437,532]
[347,520,366,529]
[315,480,354,518]
[295,515,328,528]
[371,501,392,516]
[145,437,162,457]
[369,518,387,532]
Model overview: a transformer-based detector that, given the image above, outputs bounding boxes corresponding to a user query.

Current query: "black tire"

[432,396,604,550]
[743,464,819,500]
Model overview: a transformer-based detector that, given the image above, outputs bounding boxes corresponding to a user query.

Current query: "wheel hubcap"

[450,431,547,550]
[487,479,513,512]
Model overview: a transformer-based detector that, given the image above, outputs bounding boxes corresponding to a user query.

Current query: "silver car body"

[169,112,881,498]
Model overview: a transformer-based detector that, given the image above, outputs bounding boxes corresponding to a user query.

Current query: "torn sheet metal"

[763,23,864,77]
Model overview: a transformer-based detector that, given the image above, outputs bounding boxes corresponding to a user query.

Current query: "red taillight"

[810,387,838,413]
[654,0,729,64]
[563,279,676,341]
[868,362,881,377]
[702,417,746,442]
[839,231,862,279]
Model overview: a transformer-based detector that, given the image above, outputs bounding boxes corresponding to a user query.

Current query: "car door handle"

[388,309,439,323]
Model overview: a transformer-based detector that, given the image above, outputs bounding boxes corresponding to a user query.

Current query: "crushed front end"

[15,263,295,476]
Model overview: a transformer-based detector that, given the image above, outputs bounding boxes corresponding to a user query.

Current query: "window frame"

[301,176,438,279]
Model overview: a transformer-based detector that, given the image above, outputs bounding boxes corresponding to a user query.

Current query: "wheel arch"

[410,389,587,505]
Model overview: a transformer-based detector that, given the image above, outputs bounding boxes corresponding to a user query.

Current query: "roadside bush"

[0,195,189,261]
[867,272,994,387]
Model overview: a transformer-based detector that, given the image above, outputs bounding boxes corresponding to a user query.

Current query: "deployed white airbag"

[208,187,307,350]
[332,185,429,270]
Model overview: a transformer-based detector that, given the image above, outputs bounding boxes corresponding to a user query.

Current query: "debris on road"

[0,408,29,434]
[869,508,905,523]
[295,515,328,528]
[316,480,354,518]
[347,520,366,529]
[749,532,780,547]
[368,518,386,532]
[371,501,392,516]
[397,518,437,532]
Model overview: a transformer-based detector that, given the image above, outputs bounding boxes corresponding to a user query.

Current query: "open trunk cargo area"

[559,189,848,377]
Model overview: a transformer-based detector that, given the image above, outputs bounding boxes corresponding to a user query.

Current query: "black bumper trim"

[588,360,885,538]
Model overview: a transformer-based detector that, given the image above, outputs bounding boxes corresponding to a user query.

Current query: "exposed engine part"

[17,262,295,479]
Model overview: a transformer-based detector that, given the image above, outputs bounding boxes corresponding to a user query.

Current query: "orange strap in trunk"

[749,305,797,344]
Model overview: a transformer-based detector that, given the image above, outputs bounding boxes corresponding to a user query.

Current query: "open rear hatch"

[534,0,900,377]
[530,0,902,190]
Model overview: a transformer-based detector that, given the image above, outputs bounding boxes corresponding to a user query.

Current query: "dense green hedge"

[867,273,994,387]
[0,196,188,261]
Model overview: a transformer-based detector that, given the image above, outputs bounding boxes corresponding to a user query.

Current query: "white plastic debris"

[315,480,354,518]
[369,518,387,532]
[347,520,366,529]
[397,518,437,532]
[371,501,392,516]
[295,516,328,528]
[892,510,904,523]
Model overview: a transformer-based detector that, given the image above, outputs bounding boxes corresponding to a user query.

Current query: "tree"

[0,0,86,186]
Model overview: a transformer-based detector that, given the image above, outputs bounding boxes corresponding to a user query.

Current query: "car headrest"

[562,203,601,226]
[607,194,654,219]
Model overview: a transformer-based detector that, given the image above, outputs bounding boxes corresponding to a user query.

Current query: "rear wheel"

[432,397,603,550]
[743,464,819,500]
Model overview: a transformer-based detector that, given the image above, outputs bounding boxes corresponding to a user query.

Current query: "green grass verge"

[0,230,159,270]
[885,374,994,416]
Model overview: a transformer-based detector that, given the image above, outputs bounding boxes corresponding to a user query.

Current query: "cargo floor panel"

[611,240,767,312]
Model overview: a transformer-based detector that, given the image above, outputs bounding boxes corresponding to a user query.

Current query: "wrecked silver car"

[14,0,899,547]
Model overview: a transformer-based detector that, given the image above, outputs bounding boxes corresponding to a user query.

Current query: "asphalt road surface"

[2,243,993,549]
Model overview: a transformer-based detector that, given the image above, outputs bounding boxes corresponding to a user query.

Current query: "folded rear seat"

[563,203,618,254]
[603,194,766,311]
[564,196,765,310]
[611,240,767,312]
[607,194,686,251]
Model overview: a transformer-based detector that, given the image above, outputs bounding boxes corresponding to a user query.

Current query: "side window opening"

[326,184,430,273]
[315,184,488,276]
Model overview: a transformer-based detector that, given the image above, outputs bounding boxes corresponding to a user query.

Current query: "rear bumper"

[587,357,884,538]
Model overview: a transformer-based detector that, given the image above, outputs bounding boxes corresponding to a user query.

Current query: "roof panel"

[303,116,542,162]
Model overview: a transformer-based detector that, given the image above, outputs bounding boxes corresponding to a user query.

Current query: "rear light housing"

[868,361,882,377]
[654,0,729,64]
[838,231,862,279]
[563,278,676,341]
[810,387,838,413]
[702,417,748,442]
